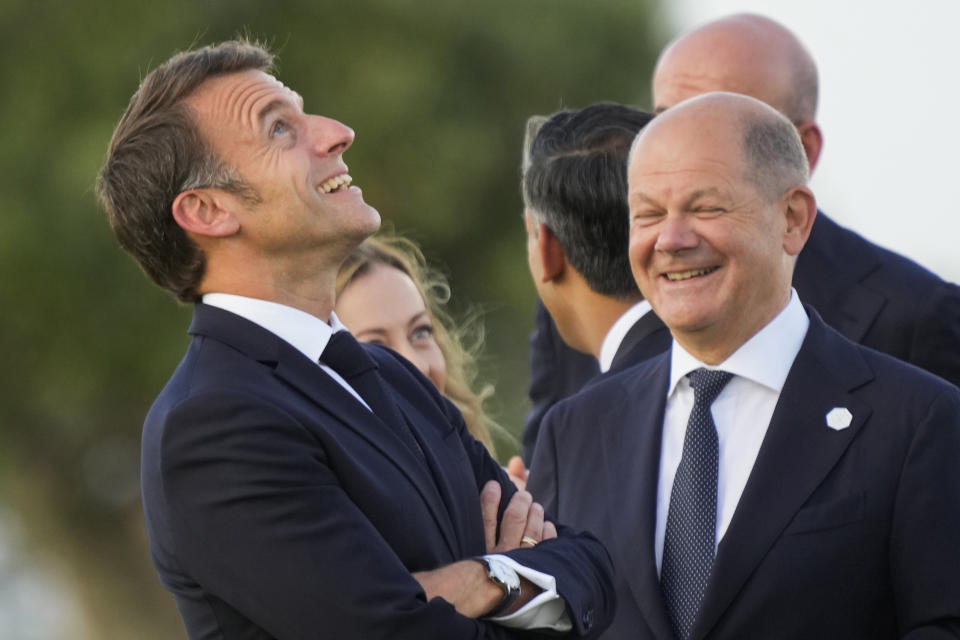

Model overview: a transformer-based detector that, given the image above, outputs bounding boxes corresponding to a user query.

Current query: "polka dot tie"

[661,368,734,640]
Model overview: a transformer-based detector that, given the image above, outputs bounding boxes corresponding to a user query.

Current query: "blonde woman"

[335,234,504,460]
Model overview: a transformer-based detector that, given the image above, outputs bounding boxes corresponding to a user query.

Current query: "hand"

[506,456,528,491]
[480,480,557,554]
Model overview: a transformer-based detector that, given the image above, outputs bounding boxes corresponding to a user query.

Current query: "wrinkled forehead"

[185,69,303,136]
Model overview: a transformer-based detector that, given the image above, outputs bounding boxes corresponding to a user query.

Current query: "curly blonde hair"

[336,234,502,456]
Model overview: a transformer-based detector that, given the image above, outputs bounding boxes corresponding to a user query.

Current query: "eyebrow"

[406,311,431,327]
[684,188,725,207]
[629,191,662,208]
[255,93,305,127]
[629,187,726,211]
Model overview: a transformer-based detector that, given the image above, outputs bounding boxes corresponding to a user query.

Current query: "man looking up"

[96,40,614,640]
[529,91,960,639]
[519,103,671,463]
[652,12,960,386]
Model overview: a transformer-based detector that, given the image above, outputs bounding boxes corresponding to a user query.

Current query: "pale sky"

[665,0,959,282]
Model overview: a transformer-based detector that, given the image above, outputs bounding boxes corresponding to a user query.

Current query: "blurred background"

[0,0,956,638]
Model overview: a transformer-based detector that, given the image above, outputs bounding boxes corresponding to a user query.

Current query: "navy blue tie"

[321,331,423,458]
[661,368,734,640]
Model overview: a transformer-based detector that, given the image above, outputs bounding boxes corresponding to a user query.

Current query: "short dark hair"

[740,109,809,201]
[523,103,653,299]
[96,40,273,302]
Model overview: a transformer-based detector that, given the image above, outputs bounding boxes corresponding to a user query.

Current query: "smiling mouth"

[318,173,352,194]
[664,266,719,281]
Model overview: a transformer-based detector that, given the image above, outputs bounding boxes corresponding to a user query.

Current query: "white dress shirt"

[201,293,568,630]
[598,300,654,373]
[655,290,810,571]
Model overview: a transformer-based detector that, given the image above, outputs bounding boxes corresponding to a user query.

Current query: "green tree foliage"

[0,0,665,636]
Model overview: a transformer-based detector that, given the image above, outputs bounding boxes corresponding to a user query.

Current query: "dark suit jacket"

[794,211,960,386]
[522,302,599,463]
[606,309,672,374]
[141,304,615,640]
[523,213,960,463]
[522,303,671,463]
[529,310,960,639]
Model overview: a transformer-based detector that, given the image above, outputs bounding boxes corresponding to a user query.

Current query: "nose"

[654,214,699,253]
[396,342,431,380]
[308,115,355,156]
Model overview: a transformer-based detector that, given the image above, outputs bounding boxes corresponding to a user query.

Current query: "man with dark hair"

[97,40,614,640]
[518,104,670,464]
[530,91,960,639]
[652,13,960,386]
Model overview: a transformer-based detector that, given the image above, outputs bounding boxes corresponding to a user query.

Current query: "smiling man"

[96,40,614,640]
[529,92,960,639]
[650,13,960,387]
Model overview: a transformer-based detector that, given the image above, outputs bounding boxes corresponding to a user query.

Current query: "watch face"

[486,557,521,591]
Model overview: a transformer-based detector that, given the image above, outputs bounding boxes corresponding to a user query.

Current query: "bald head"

[653,13,818,124]
[632,92,809,202]
[627,92,816,362]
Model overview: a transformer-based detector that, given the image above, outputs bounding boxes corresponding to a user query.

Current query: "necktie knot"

[321,330,378,378]
[687,368,733,407]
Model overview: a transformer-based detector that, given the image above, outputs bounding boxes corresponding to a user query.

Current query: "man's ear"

[536,223,567,282]
[782,186,817,257]
[171,189,240,238]
[795,120,823,173]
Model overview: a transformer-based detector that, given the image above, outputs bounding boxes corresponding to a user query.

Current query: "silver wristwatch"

[471,555,521,617]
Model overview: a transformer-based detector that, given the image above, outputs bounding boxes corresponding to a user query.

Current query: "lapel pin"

[825,407,853,431]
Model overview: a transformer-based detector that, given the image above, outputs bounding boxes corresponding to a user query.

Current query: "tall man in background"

[96,40,614,639]
[529,91,960,639]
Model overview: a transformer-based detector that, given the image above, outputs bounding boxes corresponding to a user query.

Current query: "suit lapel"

[394,397,472,558]
[692,315,874,639]
[826,285,886,344]
[601,353,676,639]
[611,311,671,372]
[794,212,886,343]
[190,304,460,559]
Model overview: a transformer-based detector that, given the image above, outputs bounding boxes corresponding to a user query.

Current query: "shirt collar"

[599,299,653,373]
[202,292,348,363]
[667,289,809,397]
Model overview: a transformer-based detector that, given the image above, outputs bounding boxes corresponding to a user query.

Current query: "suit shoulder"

[817,211,950,294]
[812,318,958,405]
[546,352,668,425]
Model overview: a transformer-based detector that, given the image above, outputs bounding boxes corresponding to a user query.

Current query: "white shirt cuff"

[483,554,572,632]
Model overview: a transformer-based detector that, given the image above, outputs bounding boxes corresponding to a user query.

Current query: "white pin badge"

[825,407,853,431]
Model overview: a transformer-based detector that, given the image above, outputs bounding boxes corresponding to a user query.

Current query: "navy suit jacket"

[522,303,671,463]
[141,304,615,640]
[794,211,960,387]
[528,309,960,639]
